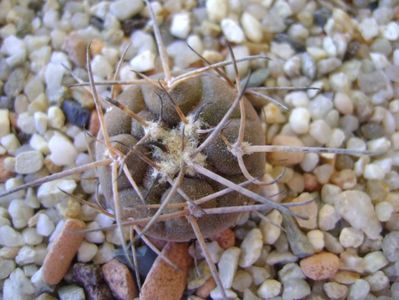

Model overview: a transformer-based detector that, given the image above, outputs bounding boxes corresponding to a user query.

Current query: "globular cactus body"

[96,72,265,241]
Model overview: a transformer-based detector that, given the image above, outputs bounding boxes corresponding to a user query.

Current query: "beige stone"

[300,252,340,280]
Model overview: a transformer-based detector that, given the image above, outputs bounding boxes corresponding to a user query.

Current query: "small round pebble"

[48,133,78,166]
[323,282,348,300]
[257,279,281,298]
[300,252,340,280]
[339,227,364,248]
[15,150,43,174]
[170,12,191,39]
[221,18,245,43]
[218,247,241,288]
[282,279,310,300]
[77,241,98,263]
[348,279,370,300]
[307,230,325,252]
[289,107,310,134]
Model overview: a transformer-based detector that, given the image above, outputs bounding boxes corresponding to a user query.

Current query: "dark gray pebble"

[62,100,91,128]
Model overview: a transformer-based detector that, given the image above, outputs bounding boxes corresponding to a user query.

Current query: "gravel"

[0,0,399,299]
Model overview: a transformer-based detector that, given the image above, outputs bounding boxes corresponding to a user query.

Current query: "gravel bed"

[0,0,399,299]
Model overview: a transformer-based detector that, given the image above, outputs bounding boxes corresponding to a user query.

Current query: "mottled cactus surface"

[96,72,265,241]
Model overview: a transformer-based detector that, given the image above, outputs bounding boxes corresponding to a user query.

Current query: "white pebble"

[170,12,191,39]
[278,263,305,282]
[130,50,155,72]
[239,228,263,268]
[0,258,15,280]
[91,55,113,78]
[0,110,10,138]
[257,279,282,298]
[93,242,115,264]
[334,92,353,115]
[0,225,24,247]
[309,119,332,144]
[37,179,76,207]
[85,221,105,244]
[77,241,98,263]
[364,251,388,273]
[225,45,250,80]
[3,268,35,299]
[307,230,324,252]
[221,18,245,43]
[30,134,49,154]
[34,112,48,134]
[206,0,228,22]
[241,12,263,43]
[348,279,370,300]
[0,35,27,67]
[95,213,114,228]
[218,247,241,288]
[22,228,43,246]
[15,150,43,174]
[309,94,333,119]
[109,0,144,20]
[359,18,379,41]
[1,134,20,155]
[300,153,319,172]
[323,282,348,299]
[15,246,37,265]
[375,201,394,222]
[48,132,78,166]
[282,279,310,300]
[36,213,55,237]
[8,199,33,229]
[383,21,399,41]
[289,107,310,134]
[210,288,237,299]
[365,271,389,292]
[45,63,66,102]
[339,227,364,248]
[17,113,36,135]
[260,210,282,245]
[58,285,86,300]
[47,106,65,129]
[285,91,309,107]
[335,191,381,239]
[363,163,386,180]
[248,266,271,285]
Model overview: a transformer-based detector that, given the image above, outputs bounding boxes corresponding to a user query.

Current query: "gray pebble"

[301,53,316,79]
[283,215,315,258]
[318,58,341,76]
[360,123,385,139]
[4,68,27,97]
[282,279,311,300]
[382,231,399,262]
[371,38,392,55]
[313,7,331,27]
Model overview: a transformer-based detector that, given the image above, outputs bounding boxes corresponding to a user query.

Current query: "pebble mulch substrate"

[0,0,399,299]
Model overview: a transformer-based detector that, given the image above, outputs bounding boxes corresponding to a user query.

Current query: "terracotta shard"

[102,259,138,300]
[42,219,86,285]
[140,242,191,300]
